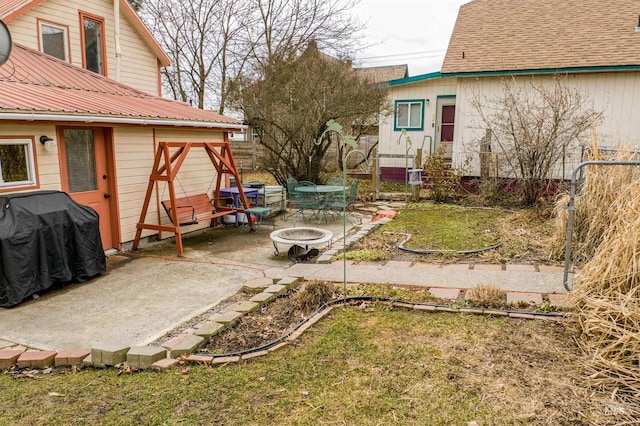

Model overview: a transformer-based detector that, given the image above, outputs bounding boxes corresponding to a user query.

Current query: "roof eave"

[388,71,444,87]
[1,0,46,22]
[0,111,246,130]
[441,65,640,78]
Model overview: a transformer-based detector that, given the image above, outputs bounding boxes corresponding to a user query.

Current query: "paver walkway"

[286,261,569,294]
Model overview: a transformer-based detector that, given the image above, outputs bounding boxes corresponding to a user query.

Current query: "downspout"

[114,0,122,81]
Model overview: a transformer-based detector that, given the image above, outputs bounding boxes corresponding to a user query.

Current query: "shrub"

[465,283,505,308]
[423,145,465,203]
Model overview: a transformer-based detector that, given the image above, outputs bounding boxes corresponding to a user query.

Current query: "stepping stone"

[82,354,93,367]
[161,332,194,349]
[506,292,543,306]
[472,264,503,271]
[264,268,287,283]
[372,210,397,221]
[249,292,276,304]
[264,284,287,296]
[55,350,91,366]
[277,276,300,290]
[547,293,573,309]
[210,310,243,325]
[226,301,259,314]
[443,264,470,270]
[168,335,205,358]
[242,277,273,294]
[538,265,565,273]
[91,344,130,367]
[152,358,180,372]
[386,260,412,268]
[505,264,536,272]
[127,346,167,370]
[429,288,461,300]
[185,354,213,364]
[412,263,440,269]
[194,321,226,338]
[0,349,24,370]
[17,350,57,369]
[211,356,241,365]
[316,254,333,264]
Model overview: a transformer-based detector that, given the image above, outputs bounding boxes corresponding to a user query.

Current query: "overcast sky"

[351,0,469,76]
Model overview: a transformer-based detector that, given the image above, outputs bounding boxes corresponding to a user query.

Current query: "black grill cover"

[0,190,106,307]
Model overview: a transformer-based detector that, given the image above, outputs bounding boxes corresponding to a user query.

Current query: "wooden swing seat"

[161,193,216,226]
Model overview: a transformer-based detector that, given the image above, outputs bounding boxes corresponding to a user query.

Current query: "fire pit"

[270,227,333,256]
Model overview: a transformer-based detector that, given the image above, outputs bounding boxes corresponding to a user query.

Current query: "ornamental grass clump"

[548,139,640,263]
[571,183,640,409]
[553,139,640,411]
[465,283,505,309]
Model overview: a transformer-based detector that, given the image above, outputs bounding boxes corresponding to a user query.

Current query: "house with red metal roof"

[0,0,244,251]
[379,0,640,181]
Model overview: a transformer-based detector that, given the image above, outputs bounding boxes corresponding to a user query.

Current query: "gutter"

[0,112,247,130]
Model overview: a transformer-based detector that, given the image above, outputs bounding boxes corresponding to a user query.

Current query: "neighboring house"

[0,0,244,252]
[443,0,640,179]
[380,0,640,180]
[377,72,457,181]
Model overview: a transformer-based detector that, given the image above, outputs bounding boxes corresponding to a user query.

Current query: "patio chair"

[329,179,360,223]
[287,181,322,222]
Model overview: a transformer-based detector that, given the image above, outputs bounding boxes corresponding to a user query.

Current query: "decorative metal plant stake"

[317,120,370,303]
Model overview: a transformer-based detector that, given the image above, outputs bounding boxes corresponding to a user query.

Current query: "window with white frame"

[0,139,37,189]
[394,100,424,131]
[39,21,69,62]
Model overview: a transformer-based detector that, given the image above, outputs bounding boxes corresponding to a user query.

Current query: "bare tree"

[127,0,144,12]
[143,0,251,112]
[246,0,361,70]
[471,75,603,205]
[143,0,362,113]
[234,44,390,185]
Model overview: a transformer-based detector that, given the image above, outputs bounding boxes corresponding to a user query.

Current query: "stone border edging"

[184,296,567,366]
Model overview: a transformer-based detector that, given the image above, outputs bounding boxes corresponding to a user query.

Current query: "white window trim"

[38,20,70,62]
[0,139,37,188]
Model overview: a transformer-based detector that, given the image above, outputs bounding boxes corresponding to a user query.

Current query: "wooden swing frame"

[132,141,254,256]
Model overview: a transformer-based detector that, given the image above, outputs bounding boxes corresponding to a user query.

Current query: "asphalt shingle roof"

[442,0,640,74]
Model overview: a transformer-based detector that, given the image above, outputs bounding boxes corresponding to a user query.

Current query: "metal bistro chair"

[319,177,346,222]
[329,179,359,223]
[287,180,321,222]
[296,181,323,222]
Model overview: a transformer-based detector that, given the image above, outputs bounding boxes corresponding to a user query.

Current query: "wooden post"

[480,129,492,179]
[371,148,378,200]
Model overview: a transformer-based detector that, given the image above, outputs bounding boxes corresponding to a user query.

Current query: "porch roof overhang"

[0,111,247,130]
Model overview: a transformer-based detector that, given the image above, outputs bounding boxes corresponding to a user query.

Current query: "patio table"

[294,185,347,223]
[218,186,260,226]
[294,185,347,194]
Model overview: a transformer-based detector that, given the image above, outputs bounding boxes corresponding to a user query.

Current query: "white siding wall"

[115,127,225,243]
[379,77,457,168]
[453,72,640,179]
[7,0,160,95]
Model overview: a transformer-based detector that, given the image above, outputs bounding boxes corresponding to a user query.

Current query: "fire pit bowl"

[270,227,333,256]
